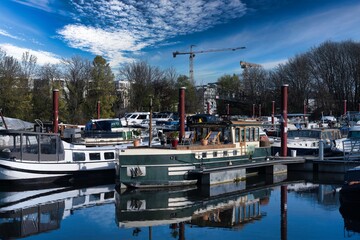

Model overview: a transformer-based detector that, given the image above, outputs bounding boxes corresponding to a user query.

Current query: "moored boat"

[0,129,118,186]
[271,128,342,156]
[117,114,272,188]
[332,125,360,155]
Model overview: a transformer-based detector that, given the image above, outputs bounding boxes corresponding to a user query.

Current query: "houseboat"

[79,118,137,146]
[0,129,119,186]
[116,114,272,188]
[270,128,342,156]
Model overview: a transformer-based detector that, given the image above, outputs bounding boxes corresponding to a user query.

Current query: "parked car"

[120,112,150,126]
[321,115,337,123]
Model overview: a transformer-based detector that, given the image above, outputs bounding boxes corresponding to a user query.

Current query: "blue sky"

[0,0,359,84]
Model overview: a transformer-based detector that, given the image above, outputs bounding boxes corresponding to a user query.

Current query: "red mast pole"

[280,84,288,157]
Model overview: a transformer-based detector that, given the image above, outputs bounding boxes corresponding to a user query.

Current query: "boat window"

[349,130,360,138]
[254,128,259,141]
[89,193,101,202]
[73,196,86,206]
[235,128,240,142]
[241,129,245,142]
[213,151,217,157]
[202,152,207,158]
[223,151,228,156]
[73,152,85,161]
[104,192,115,199]
[111,121,122,128]
[233,150,238,155]
[104,152,115,160]
[90,152,101,160]
[246,128,250,141]
[249,128,254,141]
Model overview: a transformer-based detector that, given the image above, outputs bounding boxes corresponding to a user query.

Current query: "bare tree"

[61,55,92,124]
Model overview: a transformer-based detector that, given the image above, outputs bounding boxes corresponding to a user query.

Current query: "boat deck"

[127,143,236,151]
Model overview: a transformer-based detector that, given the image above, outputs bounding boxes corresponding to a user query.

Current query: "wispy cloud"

[0,29,24,41]
[0,43,61,65]
[12,0,53,12]
[57,0,248,66]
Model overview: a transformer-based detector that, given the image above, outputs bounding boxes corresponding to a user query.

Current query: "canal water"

[0,173,358,240]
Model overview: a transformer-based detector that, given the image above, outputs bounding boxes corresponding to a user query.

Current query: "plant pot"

[201,139,208,146]
[171,139,179,148]
[133,139,140,147]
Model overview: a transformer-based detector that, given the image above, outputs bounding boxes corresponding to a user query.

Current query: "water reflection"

[0,172,352,239]
[116,185,270,230]
[115,174,296,239]
[0,183,115,239]
[339,185,360,237]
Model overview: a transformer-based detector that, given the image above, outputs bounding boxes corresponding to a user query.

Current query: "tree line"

[1,40,359,124]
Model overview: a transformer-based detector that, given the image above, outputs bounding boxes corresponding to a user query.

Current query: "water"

[0,174,358,240]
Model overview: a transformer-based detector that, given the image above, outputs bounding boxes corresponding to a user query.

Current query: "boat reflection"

[0,183,115,239]
[115,176,293,233]
[339,185,360,236]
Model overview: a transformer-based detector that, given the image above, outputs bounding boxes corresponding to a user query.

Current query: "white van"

[120,112,150,126]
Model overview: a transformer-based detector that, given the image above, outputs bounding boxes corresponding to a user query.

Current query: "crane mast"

[173,45,246,83]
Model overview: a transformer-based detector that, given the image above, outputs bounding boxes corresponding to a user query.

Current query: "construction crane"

[173,45,246,83]
[240,61,261,69]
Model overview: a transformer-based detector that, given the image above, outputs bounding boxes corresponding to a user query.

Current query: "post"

[0,109,8,130]
[252,104,255,118]
[149,97,153,147]
[259,104,261,118]
[226,103,230,115]
[303,100,306,122]
[179,87,186,142]
[319,139,324,160]
[207,102,210,114]
[271,101,275,125]
[280,84,288,157]
[53,89,59,133]
[344,100,347,115]
[97,101,101,119]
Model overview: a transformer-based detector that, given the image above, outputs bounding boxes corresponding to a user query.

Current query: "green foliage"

[84,55,116,119]
[3,40,360,124]
[176,75,198,113]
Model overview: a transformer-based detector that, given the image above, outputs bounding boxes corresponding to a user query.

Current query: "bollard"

[319,139,324,160]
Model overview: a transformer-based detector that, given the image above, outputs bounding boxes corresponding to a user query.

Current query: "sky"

[0,0,360,85]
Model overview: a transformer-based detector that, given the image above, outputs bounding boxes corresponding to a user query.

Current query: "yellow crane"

[240,61,261,69]
[173,45,246,83]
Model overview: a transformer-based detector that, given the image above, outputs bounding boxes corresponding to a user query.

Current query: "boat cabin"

[0,130,64,161]
[185,114,264,154]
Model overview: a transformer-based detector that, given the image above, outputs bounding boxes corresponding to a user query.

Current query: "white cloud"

[0,43,61,65]
[260,59,288,69]
[12,0,53,12]
[57,25,141,66]
[0,29,24,40]
[57,0,248,66]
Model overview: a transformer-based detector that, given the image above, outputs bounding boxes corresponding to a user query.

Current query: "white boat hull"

[0,159,116,182]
